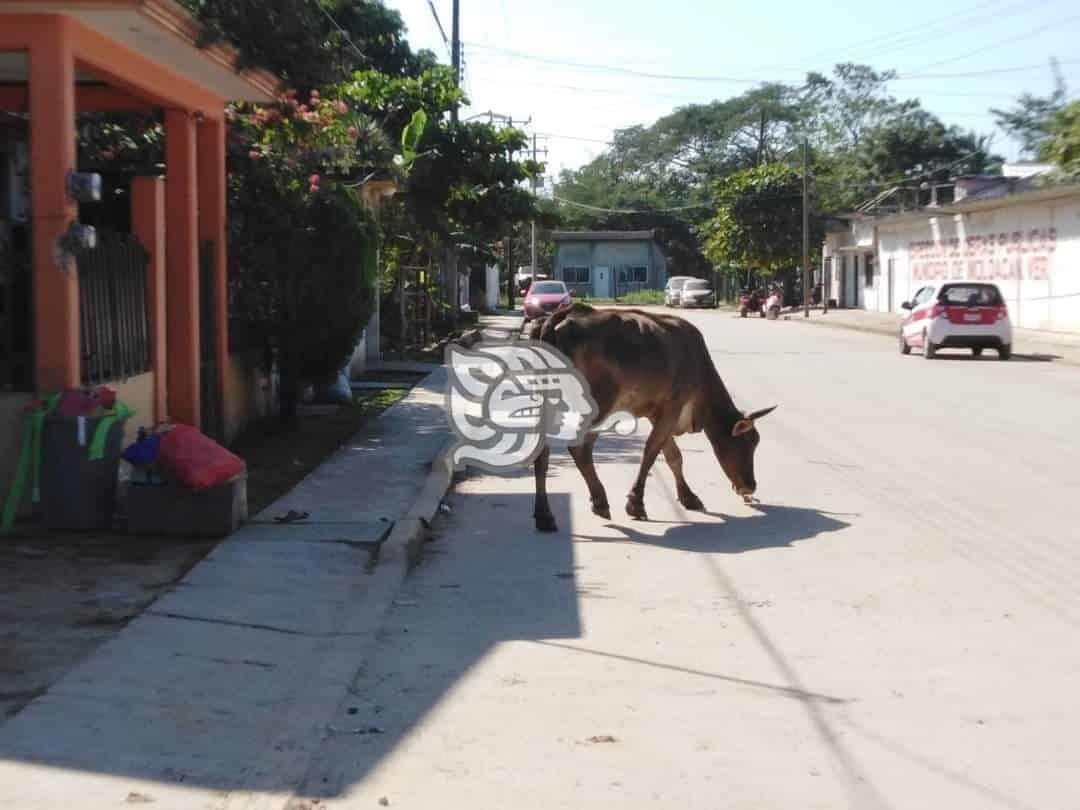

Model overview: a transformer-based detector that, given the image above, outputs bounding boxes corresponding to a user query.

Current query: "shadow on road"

[929,351,1060,363]
[575,504,851,555]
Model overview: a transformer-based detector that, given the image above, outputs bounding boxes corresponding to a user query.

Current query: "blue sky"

[385,0,1080,178]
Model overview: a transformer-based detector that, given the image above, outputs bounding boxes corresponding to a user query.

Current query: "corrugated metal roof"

[551,230,656,242]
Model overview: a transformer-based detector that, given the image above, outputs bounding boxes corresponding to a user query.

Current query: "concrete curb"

[375,437,455,572]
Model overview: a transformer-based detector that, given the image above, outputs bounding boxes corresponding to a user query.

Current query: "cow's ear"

[732,419,755,437]
[746,405,777,422]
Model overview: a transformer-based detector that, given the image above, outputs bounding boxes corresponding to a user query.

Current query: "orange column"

[131,176,167,424]
[197,116,228,438]
[29,15,80,392]
[164,108,200,428]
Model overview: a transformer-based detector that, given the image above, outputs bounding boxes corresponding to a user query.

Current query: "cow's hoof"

[679,491,705,511]
[535,513,558,533]
[591,498,611,519]
[625,496,647,521]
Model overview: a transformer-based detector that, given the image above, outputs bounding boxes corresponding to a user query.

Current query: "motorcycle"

[738,289,762,318]
[762,287,783,320]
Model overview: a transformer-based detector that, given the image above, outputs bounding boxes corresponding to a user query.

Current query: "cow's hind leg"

[663,438,704,511]
[626,419,674,520]
[569,433,609,519]
[533,445,557,533]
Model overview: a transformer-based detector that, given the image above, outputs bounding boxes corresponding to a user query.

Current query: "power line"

[816,0,1043,68]
[464,42,769,84]
[910,15,1080,73]
[550,196,713,214]
[314,1,367,63]
[467,40,1080,86]
[536,132,614,145]
[786,0,1008,69]
[424,0,452,57]
[895,59,1080,80]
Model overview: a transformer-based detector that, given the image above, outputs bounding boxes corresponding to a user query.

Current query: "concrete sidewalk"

[0,364,456,808]
[781,306,1080,363]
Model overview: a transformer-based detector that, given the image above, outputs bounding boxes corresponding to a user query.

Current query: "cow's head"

[706,405,777,503]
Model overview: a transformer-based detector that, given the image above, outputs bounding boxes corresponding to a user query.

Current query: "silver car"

[664,276,693,307]
[679,278,717,308]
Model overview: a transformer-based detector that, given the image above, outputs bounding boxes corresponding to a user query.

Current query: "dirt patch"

[0,387,410,722]
[0,535,213,719]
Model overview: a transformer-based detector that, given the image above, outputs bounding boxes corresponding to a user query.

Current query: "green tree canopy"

[702,163,819,277]
[1039,100,1080,176]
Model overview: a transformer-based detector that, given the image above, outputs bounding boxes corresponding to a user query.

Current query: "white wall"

[877,195,1080,331]
[486,265,499,310]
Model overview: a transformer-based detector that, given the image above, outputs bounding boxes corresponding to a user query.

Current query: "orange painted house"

[0,0,281,501]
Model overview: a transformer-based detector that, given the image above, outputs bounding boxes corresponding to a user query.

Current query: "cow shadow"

[575,504,852,554]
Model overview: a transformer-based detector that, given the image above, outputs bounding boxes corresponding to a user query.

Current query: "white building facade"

[822,184,1080,333]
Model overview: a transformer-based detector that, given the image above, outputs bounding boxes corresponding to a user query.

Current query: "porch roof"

[551,230,656,243]
[0,0,278,103]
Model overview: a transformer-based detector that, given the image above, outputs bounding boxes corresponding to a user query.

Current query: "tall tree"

[991,64,1068,157]
[1039,100,1080,176]
[702,163,820,280]
[179,0,435,90]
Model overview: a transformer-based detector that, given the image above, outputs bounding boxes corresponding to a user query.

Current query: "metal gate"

[77,234,151,386]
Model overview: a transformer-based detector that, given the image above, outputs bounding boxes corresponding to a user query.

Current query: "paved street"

[294,309,1080,809]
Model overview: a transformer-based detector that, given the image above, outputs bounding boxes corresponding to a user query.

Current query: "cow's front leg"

[569,434,610,518]
[626,421,673,520]
[662,438,704,511]
[533,445,557,532]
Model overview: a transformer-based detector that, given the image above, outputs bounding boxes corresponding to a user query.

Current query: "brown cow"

[527,303,776,532]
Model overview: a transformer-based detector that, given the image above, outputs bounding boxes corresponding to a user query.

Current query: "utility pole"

[450,0,460,123]
[530,133,547,279]
[802,137,810,319]
[506,236,514,312]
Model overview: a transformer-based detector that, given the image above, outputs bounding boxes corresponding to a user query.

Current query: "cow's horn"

[746,405,777,422]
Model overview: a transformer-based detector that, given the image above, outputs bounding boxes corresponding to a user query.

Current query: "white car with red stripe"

[899,281,1013,360]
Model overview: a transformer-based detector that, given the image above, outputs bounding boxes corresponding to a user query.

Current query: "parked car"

[664,276,693,306]
[523,280,572,321]
[679,278,717,308]
[899,281,1012,360]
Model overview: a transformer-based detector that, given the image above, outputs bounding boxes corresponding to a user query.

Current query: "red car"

[523,280,572,321]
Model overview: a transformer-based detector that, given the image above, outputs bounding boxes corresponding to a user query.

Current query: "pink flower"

[308,173,320,186]
[310,89,320,100]
[100,149,115,161]
[347,126,359,139]
[334,101,349,115]
[248,149,261,160]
